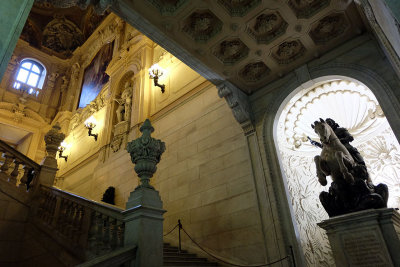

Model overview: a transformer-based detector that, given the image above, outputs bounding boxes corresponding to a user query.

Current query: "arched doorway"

[275,78,400,266]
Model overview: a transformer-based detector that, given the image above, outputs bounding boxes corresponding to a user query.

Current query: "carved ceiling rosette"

[310,13,349,45]
[182,10,222,43]
[42,15,84,56]
[288,0,330,19]
[272,40,306,64]
[217,0,261,17]
[213,38,249,65]
[239,61,270,82]
[246,11,288,44]
[147,0,189,15]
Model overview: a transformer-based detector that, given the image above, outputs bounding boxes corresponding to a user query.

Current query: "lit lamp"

[84,116,98,141]
[58,141,68,162]
[149,63,166,93]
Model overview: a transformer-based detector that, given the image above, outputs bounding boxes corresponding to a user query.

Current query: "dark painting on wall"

[78,41,114,108]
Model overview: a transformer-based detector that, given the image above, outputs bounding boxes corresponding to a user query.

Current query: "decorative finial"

[127,119,165,189]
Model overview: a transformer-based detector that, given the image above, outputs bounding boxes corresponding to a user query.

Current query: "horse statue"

[311,118,388,217]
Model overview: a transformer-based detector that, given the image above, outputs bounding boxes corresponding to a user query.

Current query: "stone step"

[163,243,219,266]
[164,252,197,258]
[163,261,219,266]
[164,256,208,262]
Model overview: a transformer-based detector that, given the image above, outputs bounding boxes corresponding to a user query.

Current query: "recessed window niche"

[276,79,400,267]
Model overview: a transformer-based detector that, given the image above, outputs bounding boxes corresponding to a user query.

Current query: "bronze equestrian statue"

[310,118,388,217]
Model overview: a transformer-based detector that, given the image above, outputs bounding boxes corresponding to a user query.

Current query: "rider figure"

[309,118,365,165]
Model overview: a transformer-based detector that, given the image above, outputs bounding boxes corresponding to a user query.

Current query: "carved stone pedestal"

[318,208,400,267]
[111,121,129,152]
[124,187,165,267]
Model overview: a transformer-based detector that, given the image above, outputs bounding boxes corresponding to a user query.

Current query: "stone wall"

[250,35,400,267]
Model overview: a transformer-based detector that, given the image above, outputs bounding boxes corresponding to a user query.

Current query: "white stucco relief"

[276,80,400,267]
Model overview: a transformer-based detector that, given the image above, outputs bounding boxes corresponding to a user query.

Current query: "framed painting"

[78,41,114,108]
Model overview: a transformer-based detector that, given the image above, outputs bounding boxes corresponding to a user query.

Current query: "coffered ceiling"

[113,0,365,94]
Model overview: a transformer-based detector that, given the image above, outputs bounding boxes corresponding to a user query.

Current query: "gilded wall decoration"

[310,13,349,45]
[147,0,189,15]
[246,12,288,44]
[288,0,331,19]
[277,80,400,267]
[213,38,249,65]
[42,15,84,56]
[182,10,222,43]
[238,61,270,82]
[217,0,261,17]
[272,40,306,64]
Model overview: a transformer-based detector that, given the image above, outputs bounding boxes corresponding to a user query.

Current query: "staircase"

[164,243,219,266]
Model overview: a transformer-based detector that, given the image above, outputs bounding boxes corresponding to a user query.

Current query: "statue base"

[318,208,400,267]
[111,121,129,152]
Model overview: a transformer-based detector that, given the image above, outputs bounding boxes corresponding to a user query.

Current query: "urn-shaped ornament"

[127,119,165,189]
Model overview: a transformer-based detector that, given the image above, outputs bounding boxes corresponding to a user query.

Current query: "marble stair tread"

[163,243,219,266]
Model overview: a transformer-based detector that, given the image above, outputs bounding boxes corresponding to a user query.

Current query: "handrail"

[35,185,127,261]
[0,139,40,169]
[76,245,137,267]
[42,185,124,219]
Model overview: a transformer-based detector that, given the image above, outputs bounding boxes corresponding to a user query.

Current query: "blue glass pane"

[27,73,39,87]
[32,64,40,74]
[21,62,32,69]
[17,69,29,83]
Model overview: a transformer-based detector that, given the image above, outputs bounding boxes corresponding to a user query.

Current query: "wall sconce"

[58,141,68,162]
[84,116,98,141]
[149,63,166,93]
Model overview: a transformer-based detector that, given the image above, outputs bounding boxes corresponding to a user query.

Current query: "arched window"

[13,59,46,96]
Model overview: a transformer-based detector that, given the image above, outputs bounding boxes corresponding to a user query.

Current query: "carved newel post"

[39,123,65,186]
[124,119,166,267]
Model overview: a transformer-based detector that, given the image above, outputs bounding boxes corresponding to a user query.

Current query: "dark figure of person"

[101,186,116,205]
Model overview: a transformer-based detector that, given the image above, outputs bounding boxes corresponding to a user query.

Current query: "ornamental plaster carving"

[213,38,249,65]
[217,82,253,132]
[288,0,330,19]
[310,13,349,45]
[147,0,189,15]
[272,40,306,65]
[217,0,261,17]
[239,61,270,82]
[42,15,84,56]
[182,10,223,43]
[276,79,400,267]
[246,11,288,44]
[35,0,113,14]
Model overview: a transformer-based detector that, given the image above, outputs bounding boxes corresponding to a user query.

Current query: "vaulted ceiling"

[21,2,108,59]
[112,0,365,94]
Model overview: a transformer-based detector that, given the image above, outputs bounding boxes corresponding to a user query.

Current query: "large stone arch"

[260,63,400,267]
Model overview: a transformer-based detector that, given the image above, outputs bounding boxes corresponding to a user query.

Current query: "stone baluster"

[86,210,98,258]
[109,219,118,250]
[117,222,125,248]
[73,205,84,243]
[95,212,104,255]
[48,195,57,225]
[18,165,31,191]
[0,153,13,174]
[101,215,111,253]
[9,160,21,185]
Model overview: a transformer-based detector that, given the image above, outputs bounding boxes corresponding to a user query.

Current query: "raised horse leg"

[314,155,327,186]
[335,151,355,184]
